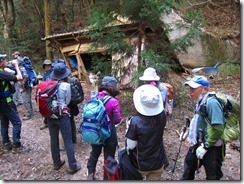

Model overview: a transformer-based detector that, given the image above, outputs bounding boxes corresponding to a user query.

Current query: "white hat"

[139,67,160,81]
[133,84,164,116]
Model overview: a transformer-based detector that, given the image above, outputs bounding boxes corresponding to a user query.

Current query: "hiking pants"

[47,115,78,170]
[0,101,22,146]
[12,83,23,104]
[22,86,33,117]
[70,115,76,143]
[138,166,164,180]
[87,126,118,179]
[181,144,225,180]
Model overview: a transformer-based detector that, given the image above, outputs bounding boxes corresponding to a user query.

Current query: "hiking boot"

[54,160,65,170]
[12,144,24,154]
[40,123,48,130]
[3,142,12,153]
[16,102,23,106]
[22,116,31,120]
[87,173,95,180]
[67,164,81,174]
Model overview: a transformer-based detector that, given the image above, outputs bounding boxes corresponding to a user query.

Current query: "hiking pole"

[171,117,190,178]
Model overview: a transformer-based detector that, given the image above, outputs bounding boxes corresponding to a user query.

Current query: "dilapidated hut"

[43,24,184,89]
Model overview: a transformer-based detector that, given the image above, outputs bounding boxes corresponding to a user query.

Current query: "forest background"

[0,0,240,76]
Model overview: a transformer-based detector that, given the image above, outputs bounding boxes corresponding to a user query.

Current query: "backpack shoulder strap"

[157,82,165,91]
[199,93,225,126]
[0,80,8,92]
[101,95,112,105]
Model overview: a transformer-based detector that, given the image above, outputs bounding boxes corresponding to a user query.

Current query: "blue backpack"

[18,56,39,87]
[81,95,112,145]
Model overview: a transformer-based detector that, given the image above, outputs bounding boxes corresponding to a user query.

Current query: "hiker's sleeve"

[126,119,137,141]
[206,124,224,146]
[126,138,137,150]
[65,83,71,105]
[207,98,225,125]
[0,71,18,82]
[111,99,122,124]
[206,98,225,146]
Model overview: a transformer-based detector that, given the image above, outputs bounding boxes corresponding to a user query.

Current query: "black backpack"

[118,149,143,180]
[69,76,84,105]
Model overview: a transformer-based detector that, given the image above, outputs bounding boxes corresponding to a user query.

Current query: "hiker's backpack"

[158,82,174,116]
[69,76,84,105]
[118,149,143,180]
[103,156,120,180]
[199,92,240,144]
[35,80,61,119]
[163,82,174,101]
[22,56,39,87]
[80,95,112,145]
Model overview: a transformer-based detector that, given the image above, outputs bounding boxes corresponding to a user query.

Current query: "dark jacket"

[126,111,166,171]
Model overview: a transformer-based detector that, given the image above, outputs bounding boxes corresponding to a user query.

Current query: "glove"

[196,143,207,159]
[179,128,189,141]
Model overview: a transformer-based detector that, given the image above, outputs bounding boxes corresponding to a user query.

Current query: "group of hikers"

[0,52,227,180]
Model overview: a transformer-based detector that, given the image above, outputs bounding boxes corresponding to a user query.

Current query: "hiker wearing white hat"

[139,67,172,167]
[139,67,167,101]
[180,75,225,180]
[125,84,167,180]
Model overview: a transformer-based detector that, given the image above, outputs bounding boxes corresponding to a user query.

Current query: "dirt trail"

[0,77,240,181]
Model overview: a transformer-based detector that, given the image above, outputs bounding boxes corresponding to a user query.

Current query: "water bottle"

[91,90,96,97]
[52,98,57,107]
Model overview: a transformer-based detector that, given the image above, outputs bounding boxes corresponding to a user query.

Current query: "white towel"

[187,92,209,145]
[187,114,199,145]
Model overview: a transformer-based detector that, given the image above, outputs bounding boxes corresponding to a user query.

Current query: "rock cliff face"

[161,10,240,69]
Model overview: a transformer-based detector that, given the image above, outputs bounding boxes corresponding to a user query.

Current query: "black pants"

[70,115,76,143]
[182,144,225,180]
[87,126,118,180]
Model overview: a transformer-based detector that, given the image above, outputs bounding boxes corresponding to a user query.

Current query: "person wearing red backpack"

[39,59,53,130]
[47,62,81,174]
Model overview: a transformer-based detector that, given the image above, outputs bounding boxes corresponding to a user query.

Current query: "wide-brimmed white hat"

[133,84,164,116]
[139,67,160,81]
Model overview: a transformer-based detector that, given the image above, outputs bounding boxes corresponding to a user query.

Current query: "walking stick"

[171,117,190,178]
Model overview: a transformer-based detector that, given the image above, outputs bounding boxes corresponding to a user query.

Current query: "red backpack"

[35,80,60,118]
[103,156,120,180]
[162,82,174,100]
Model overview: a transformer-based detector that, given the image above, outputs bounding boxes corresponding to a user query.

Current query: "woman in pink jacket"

[86,76,123,180]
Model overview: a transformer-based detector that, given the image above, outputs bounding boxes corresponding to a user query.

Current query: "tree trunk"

[44,0,52,59]
[0,0,15,49]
